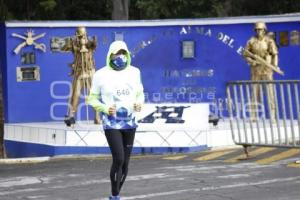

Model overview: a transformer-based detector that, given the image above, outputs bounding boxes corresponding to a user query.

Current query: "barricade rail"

[226,80,300,154]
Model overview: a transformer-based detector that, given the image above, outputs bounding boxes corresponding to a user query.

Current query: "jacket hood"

[106,40,131,69]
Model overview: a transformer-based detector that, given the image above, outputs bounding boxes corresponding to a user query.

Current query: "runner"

[87,40,144,200]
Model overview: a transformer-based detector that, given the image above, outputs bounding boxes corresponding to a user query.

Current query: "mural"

[1,15,300,123]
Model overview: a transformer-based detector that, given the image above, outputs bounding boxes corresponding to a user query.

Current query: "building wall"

[2,15,300,122]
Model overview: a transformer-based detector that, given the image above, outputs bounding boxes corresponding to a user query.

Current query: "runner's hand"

[108,105,116,116]
[134,103,142,112]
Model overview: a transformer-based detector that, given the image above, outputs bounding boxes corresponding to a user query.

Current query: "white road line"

[24,195,48,199]
[0,176,48,187]
[202,176,300,190]
[103,176,300,200]
[158,163,273,172]
[216,174,251,179]
[216,171,261,179]
[0,188,41,196]
[0,173,172,196]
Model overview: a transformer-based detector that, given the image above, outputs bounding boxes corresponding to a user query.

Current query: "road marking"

[224,147,275,163]
[171,165,226,172]
[0,173,172,196]
[256,149,300,165]
[23,195,48,199]
[216,174,251,179]
[158,164,197,169]
[193,150,236,161]
[201,176,300,190]
[162,155,187,160]
[125,173,170,181]
[98,176,300,200]
[0,176,47,187]
[0,188,41,196]
[287,162,300,168]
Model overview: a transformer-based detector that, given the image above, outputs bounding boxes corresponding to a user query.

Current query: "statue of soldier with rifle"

[62,27,101,126]
[243,21,284,122]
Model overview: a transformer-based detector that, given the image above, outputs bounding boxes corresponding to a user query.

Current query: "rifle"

[244,49,284,76]
[13,42,27,54]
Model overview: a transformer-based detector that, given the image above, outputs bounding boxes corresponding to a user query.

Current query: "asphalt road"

[0,147,300,200]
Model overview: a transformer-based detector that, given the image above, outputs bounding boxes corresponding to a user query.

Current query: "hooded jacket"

[87,40,144,129]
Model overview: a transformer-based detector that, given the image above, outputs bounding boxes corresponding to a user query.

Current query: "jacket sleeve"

[86,93,109,114]
[86,73,109,114]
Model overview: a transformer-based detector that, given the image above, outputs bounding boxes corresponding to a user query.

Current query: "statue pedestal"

[3,103,236,158]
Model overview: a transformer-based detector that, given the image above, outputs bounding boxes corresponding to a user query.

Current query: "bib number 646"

[116,89,130,96]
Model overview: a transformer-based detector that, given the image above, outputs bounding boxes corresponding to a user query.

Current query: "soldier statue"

[62,27,101,126]
[243,21,283,122]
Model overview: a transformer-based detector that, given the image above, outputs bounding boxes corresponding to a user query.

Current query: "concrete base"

[4,118,235,158]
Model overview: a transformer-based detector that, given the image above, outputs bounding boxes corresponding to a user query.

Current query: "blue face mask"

[111,54,127,70]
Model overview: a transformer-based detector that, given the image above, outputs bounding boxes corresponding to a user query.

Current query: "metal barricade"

[226,80,300,154]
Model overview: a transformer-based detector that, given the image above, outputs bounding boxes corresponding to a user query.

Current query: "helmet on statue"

[76,27,87,38]
[254,21,267,31]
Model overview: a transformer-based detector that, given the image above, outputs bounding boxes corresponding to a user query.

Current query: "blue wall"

[5,140,208,158]
[2,19,300,123]
[0,23,8,122]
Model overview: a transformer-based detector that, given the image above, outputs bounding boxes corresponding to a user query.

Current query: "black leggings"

[104,128,136,196]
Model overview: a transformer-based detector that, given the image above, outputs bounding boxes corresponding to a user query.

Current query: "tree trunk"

[0,67,5,158]
[112,0,129,20]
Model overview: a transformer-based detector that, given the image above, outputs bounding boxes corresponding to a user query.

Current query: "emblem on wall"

[12,29,46,54]
[138,106,190,123]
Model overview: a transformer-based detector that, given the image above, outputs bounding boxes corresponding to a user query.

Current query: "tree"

[132,0,227,19]
[1,0,300,20]
[0,68,5,158]
[112,0,129,20]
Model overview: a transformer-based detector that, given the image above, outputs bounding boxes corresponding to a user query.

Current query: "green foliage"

[0,0,300,21]
[39,0,57,11]
[132,0,300,19]
[0,0,112,20]
[133,0,218,19]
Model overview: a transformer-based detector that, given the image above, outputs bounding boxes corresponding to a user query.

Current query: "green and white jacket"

[87,41,144,129]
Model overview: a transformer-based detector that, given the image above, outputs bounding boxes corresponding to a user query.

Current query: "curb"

[50,154,111,162]
[0,156,50,164]
[0,146,241,164]
[0,153,165,164]
[0,154,111,164]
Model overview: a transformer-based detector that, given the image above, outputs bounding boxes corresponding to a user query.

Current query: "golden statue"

[62,27,100,126]
[243,21,283,122]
